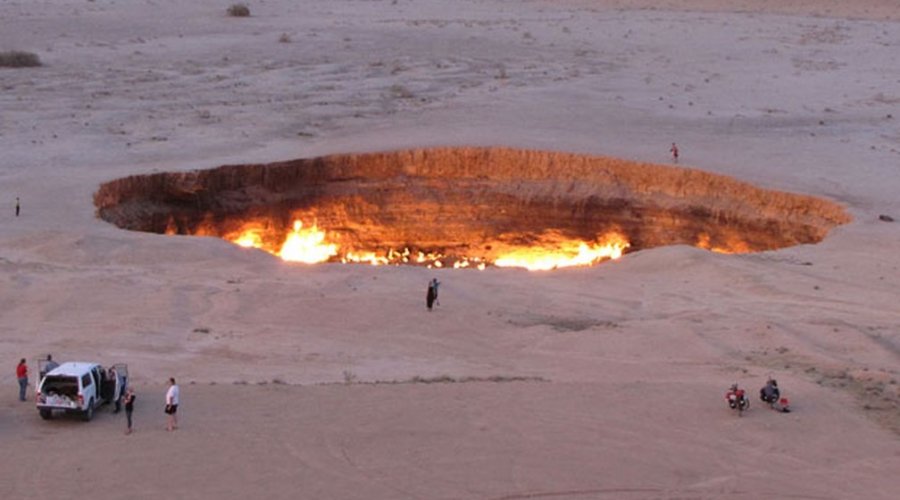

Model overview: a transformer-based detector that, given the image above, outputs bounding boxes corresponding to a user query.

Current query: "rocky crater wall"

[94,147,851,260]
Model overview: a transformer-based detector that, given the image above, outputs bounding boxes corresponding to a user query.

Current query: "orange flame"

[342,251,390,266]
[494,233,629,271]
[277,220,338,263]
[696,232,750,254]
[234,230,264,249]
[224,219,630,270]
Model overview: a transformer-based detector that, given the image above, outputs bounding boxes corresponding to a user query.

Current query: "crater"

[94,147,850,270]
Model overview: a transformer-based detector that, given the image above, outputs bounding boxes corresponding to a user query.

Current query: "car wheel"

[83,399,94,422]
[39,408,52,420]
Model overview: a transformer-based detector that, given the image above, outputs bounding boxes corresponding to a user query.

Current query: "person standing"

[108,366,122,413]
[16,358,28,401]
[15,197,20,217]
[123,387,136,435]
[670,143,679,163]
[165,377,179,431]
[43,354,59,378]
[426,280,437,311]
[430,278,440,305]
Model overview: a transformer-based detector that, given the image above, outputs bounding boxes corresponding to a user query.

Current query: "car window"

[81,374,92,387]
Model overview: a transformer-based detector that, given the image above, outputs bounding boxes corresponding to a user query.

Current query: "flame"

[226,222,272,251]
[453,257,486,270]
[696,232,750,254]
[494,234,629,271]
[278,220,338,264]
[164,217,178,236]
[342,251,390,266]
[234,230,264,249]
[221,218,630,270]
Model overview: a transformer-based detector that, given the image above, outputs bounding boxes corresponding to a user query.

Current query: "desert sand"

[1,0,899,499]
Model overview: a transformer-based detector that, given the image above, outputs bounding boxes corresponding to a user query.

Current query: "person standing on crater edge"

[426,280,436,311]
[15,197,20,217]
[430,278,440,306]
[670,142,679,163]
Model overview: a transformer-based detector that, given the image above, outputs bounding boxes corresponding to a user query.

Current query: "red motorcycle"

[726,384,750,416]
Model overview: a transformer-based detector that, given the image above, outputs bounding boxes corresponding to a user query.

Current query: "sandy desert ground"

[1,0,899,499]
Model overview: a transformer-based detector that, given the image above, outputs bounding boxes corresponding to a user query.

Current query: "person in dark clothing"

[123,387,136,434]
[760,378,780,406]
[762,378,791,412]
[430,278,440,304]
[40,354,59,380]
[44,354,59,373]
[15,197,20,217]
[426,281,437,310]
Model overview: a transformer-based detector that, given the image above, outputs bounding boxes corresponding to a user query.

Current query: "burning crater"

[94,147,850,270]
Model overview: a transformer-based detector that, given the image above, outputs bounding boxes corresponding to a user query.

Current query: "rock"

[879,214,894,222]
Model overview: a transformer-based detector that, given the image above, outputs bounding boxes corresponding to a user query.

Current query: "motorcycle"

[726,385,750,416]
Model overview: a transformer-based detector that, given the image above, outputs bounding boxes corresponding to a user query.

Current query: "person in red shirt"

[670,143,679,163]
[16,358,28,401]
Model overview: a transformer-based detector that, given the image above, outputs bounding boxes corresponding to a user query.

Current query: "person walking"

[165,377,179,431]
[670,143,679,163]
[123,387,136,435]
[15,197,20,217]
[16,358,28,401]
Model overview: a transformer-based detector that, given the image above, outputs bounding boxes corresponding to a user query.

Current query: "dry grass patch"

[227,3,250,17]
[389,84,414,99]
[0,51,41,68]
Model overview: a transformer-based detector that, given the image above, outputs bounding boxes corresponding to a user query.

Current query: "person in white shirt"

[165,377,180,431]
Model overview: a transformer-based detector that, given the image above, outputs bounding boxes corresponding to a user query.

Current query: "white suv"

[36,362,127,421]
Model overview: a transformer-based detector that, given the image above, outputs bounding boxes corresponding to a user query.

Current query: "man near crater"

[426,278,440,311]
